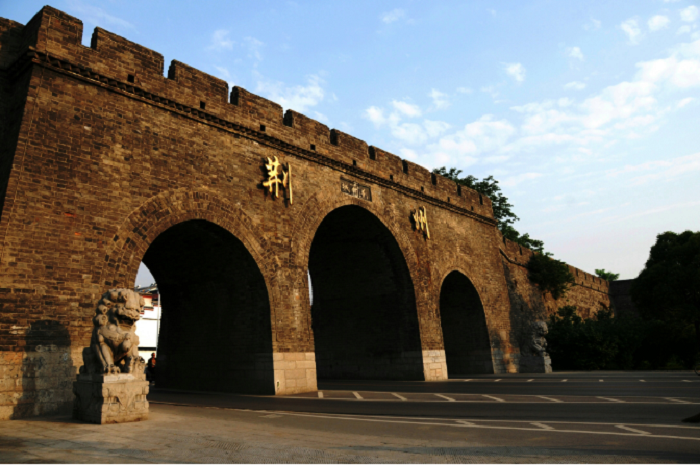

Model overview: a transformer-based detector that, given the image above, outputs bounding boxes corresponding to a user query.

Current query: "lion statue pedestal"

[73,289,149,424]
[519,320,553,374]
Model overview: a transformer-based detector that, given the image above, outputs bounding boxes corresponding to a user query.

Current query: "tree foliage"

[631,230,700,351]
[595,269,620,281]
[433,167,545,253]
[526,253,575,299]
[547,305,698,370]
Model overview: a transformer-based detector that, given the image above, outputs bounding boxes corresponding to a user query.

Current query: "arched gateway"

[0,6,613,419]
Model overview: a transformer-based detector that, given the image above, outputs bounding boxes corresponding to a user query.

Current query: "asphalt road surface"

[142,371,700,462]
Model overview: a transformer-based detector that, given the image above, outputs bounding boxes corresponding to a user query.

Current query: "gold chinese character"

[412,206,430,239]
[263,156,293,204]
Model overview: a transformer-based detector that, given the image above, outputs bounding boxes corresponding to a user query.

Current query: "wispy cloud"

[583,17,602,31]
[504,62,526,82]
[244,37,264,61]
[428,89,450,110]
[256,74,326,112]
[564,81,586,90]
[381,8,406,24]
[567,46,584,61]
[620,18,642,44]
[456,87,473,94]
[208,29,234,51]
[392,100,422,117]
[67,0,134,30]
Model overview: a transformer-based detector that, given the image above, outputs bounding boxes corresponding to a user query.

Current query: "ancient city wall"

[0,6,614,419]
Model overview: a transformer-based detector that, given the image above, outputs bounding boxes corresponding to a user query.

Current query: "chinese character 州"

[263,156,293,205]
[412,206,430,239]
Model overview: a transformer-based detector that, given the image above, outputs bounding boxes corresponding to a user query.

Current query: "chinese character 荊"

[263,156,293,204]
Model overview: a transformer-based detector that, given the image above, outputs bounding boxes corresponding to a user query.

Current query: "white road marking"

[531,422,554,430]
[435,394,456,402]
[537,396,562,403]
[598,396,625,403]
[265,411,700,441]
[667,397,690,404]
[317,391,324,399]
[683,380,692,383]
[494,379,502,382]
[616,424,650,435]
[599,379,604,382]
[463,379,472,382]
[640,380,646,382]
[456,420,476,426]
[527,379,534,382]
[561,379,568,382]
[482,394,506,403]
[392,393,407,401]
[353,391,363,400]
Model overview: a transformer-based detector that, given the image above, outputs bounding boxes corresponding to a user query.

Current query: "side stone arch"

[101,188,275,287]
[437,267,495,375]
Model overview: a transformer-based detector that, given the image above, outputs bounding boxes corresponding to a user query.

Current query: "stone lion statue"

[527,320,549,357]
[79,289,146,375]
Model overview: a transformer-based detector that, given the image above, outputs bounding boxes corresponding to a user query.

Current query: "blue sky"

[4,1,700,283]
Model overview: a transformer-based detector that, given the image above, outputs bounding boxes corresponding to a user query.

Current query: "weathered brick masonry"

[0,6,611,419]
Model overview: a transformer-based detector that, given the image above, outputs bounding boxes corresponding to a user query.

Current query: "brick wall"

[0,6,616,418]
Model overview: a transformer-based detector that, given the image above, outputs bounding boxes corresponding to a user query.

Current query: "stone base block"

[519,355,552,373]
[273,352,317,395]
[73,374,149,424]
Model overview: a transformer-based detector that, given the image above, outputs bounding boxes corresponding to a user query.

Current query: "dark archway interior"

[143,219,274,394]
[309,205,423,380]
[439,271,493,375]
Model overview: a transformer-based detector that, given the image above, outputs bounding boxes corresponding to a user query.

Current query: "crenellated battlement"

[499,235,610,294]
[0,5,494,222]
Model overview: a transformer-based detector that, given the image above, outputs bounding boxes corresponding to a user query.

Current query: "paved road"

[149,371,700,426]
[3,371,700,463]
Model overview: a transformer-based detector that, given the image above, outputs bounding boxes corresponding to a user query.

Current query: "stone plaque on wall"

[341,178,372,201]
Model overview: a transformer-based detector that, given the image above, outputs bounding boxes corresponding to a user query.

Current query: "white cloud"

[381,8,406,24]
[680,5,700,22]
[648,15,670,31]
[208,29,234,51]
[428,89,450,110]
[564,81,587,90]
[256,74,325,112]
[313,111,328,123]
[567,46,584,61]
[621,18,642,44]
[391,123,427,145]
[430,115,516,157]
[456,87,473,94]
[677,25,693,35]
[364,106,386,126]
[504,62,526,82]
[391,100,422,117]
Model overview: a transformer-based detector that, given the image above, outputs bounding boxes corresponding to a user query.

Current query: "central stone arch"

[100,189,279,394]
[294,195,425,380]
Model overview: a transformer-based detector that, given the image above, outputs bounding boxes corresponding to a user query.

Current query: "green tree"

[595,269,620,281]
[527,253,575,300]
[631,230,700,352]
[433,167,545,253]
